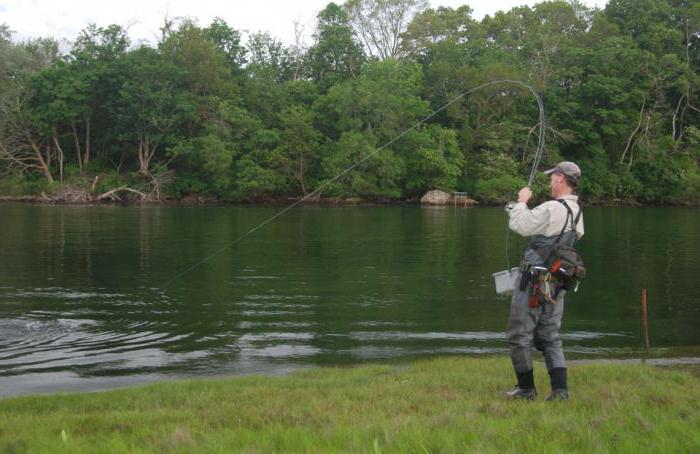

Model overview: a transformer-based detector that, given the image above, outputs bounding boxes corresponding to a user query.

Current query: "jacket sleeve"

[508,202,552,237]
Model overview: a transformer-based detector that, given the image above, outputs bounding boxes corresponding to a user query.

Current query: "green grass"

[1,357,699,453]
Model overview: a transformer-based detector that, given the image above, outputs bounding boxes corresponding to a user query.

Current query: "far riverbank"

[2,193,699,207]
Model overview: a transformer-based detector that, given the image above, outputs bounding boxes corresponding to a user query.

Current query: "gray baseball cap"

[544,161,581,179]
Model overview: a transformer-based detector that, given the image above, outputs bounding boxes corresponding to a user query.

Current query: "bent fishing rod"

[162,80,547,288]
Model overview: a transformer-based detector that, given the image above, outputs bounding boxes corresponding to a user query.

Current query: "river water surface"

[1,204,699,396]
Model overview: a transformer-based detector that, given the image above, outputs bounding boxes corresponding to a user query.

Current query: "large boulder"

[420,190,478,206]
[421,190,452,205]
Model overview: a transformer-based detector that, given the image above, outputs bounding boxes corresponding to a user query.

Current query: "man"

[504,161,584,401]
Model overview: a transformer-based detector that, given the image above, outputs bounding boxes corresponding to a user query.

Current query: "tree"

[321,130,404,197]
[115,47,195,179]
[273,106,322,195]
[400,5,480,60]
[0,29,61,183]
[605,0,679,54]
[315,59,429,197]
[25,62,93,181]
[203,17,246,74]
[316,59,429,140]
[0,95,55,183]
[344,0,428,59]
[66,24,132,170]
[245,32,293,82]
[403,125,462,193]
[160,19,235,101]
[167,128,235,196]
[218,102,283,199]
[307,3,365,90]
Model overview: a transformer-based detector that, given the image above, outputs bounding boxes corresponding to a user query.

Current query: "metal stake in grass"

[642,288,650,354]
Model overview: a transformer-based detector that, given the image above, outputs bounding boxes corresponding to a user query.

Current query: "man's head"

[544,161,581,197]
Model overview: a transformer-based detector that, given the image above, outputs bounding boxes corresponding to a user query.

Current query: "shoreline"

[1,194,699,208]
[3,348,699,399]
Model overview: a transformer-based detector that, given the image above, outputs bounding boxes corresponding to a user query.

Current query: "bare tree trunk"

[672,95,683,141]
[138,134,165,178]
[677,82,691,148]
[44,141,51,168]
[620,95,646,167]
[31,139,54,184]
[71,122,83,172]
[642,112,652,145]
[627,145,635,172]
[84,116,91,166]
[53,131,65,183]
[138,139,150,175]
[149,171,161,200]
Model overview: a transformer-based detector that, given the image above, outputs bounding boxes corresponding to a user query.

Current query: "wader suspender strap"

[555,199,581,246]
[548,200,583,301]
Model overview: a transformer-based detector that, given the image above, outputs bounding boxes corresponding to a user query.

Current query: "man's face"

[550,172,564,196]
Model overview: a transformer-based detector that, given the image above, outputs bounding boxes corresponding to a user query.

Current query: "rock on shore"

[420,190,477,206]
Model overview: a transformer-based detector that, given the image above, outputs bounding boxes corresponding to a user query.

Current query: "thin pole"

[642,288,650,354]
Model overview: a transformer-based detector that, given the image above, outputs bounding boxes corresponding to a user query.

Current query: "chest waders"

[518,200,582,307]
[505,200,582,397]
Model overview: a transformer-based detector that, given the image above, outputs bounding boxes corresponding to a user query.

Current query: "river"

[1,204,698,395]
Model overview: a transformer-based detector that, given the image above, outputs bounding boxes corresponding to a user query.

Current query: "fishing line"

[504,83,547,270]
[527,83,547,185]
[162,80,546,288]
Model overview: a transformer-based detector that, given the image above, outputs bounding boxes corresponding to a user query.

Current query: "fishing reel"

[504,202,517,214]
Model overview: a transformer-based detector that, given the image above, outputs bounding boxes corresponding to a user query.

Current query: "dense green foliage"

[1,0,699,203]
[0,358,699,451]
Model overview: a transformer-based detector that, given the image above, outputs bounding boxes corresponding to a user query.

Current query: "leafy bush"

[475,176,527,204]
[165,174,209,198]
[667,169,700,204]
[0,174,50,196]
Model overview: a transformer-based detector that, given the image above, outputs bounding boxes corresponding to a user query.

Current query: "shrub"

[0,174,50,196]
[475,176,527,204]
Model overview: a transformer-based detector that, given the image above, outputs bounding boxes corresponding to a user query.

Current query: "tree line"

[1,0,699,204]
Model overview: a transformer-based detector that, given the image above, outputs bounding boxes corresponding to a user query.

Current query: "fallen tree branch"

[97,186,148,202]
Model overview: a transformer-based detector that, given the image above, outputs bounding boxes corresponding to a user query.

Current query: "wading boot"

[506,369,537,400]
[547,368,568,401]
[546,389,569,401]
[505,386,537,400]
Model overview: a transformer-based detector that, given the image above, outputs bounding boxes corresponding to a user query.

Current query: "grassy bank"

[1,357,699,452]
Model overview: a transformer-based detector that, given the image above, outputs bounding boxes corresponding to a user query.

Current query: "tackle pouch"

[547,245,586,281]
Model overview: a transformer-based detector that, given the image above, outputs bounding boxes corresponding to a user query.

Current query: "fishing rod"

[162,80,547,288]
[503,82,547,271]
